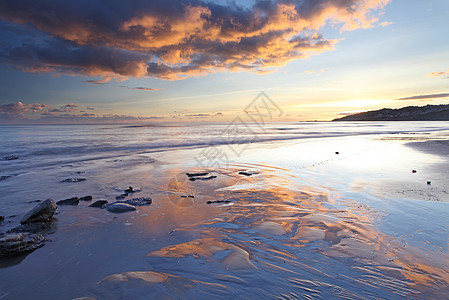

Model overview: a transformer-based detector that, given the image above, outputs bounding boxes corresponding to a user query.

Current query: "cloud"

[86,106,95,110]
[0,101,28,114]
[62,103,78,110]
[185,113,211,117]
[0,102,165,124]
[0,101,49,115]
[426,68,449,79]
[396,93,449,100]
[48,103,78,113]
[185,112,224,118]
[120,86,159,91]
[0,0,390,80]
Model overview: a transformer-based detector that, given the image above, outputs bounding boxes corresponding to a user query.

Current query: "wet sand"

[1,131,449,299]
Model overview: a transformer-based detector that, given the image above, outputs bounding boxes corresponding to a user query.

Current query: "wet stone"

[117,197,152,207]
[106,203,136,213]
[2,155,19,161]
[186,172,209,177]
[0,233,46,257]
[56,197,79,206]
[20,199,57,224]
[189,175,217,181]
[89,200,108,208]
[60,178,86,183]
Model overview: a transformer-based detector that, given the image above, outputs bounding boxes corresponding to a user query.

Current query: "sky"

[0,0,448,124]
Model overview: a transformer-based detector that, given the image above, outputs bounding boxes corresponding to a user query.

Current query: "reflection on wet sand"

[92,166,448,298]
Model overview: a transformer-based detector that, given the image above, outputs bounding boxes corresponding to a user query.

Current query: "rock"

[412,170,417,173]
[238,171,258,176]
[0,216,4,222]
[335,152,339,155]
[0,233,46,257]
[427,181,431,185]
[188,175,217,181]
[118,197,152,207]
[7,222,48,234]
[60,178,86,183]
[28,199,42,203]
[20,199,57,224]
[79,195,93,201]
[106,203,136,213]
[115,193,128,200]
[0,175,12,181]
[56,197,79,206]
[186,172,209,177]
[180,195,194,198]
[89,200,108,208]
[206,200,232,204]
[3,155,19,161]
[124,186,134,193]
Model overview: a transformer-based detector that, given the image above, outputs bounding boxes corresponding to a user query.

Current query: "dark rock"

[206,200,232,204]
[0,216,4,222]
[124,186,134,193]
[28,200,42,203]
[0,175,12,181]
[427,181,431,185]
[0,233,46,257]
[188,175,217,181]
[117,197,152,207]
[186,172,209,177]
[181,195,194,198]
[335,152,339,155]
[79,195,93,201]
[7,222,48,234]
[56,197,79,206]
[60,178,86,183]
[20,199,57,224]
[115,193,128,200]
[106,203,136,213]
[238,171,258,176]
[3,155,19,161]
[89,200,108,208]
[412,170,417,173]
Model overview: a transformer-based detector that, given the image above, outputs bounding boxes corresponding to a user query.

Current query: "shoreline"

[0,126,449,298]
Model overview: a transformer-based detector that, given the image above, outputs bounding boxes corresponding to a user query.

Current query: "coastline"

[0,125,448,298]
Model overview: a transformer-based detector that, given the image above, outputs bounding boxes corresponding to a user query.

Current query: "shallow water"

[0,122,449,299]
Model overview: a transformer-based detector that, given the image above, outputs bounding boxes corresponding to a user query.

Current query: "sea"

[0,121,449,299]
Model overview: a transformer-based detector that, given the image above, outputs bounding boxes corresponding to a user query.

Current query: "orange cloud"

[427,68,449,78]
[0,0,391,80]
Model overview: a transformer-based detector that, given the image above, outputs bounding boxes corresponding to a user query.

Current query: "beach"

[0,122,449,299]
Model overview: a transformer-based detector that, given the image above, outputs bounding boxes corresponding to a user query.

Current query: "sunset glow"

[0,0,448,122]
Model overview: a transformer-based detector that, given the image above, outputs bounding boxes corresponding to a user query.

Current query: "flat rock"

[89,200,108,208]
[238,171,259,176]
[0,233,46,257]
[20,199,57,224]
[0,175,12,181]
[106,203,136,213]
[117,197,152,207]
[79,195,93,201]
[115,193,128,200]
[189,175,217,181]
[186,172,209,177]
[207,200,232,204]
[56,197,79,206]
[2,155,19,161]
[7,222,48,234]
[60,178,86,183]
